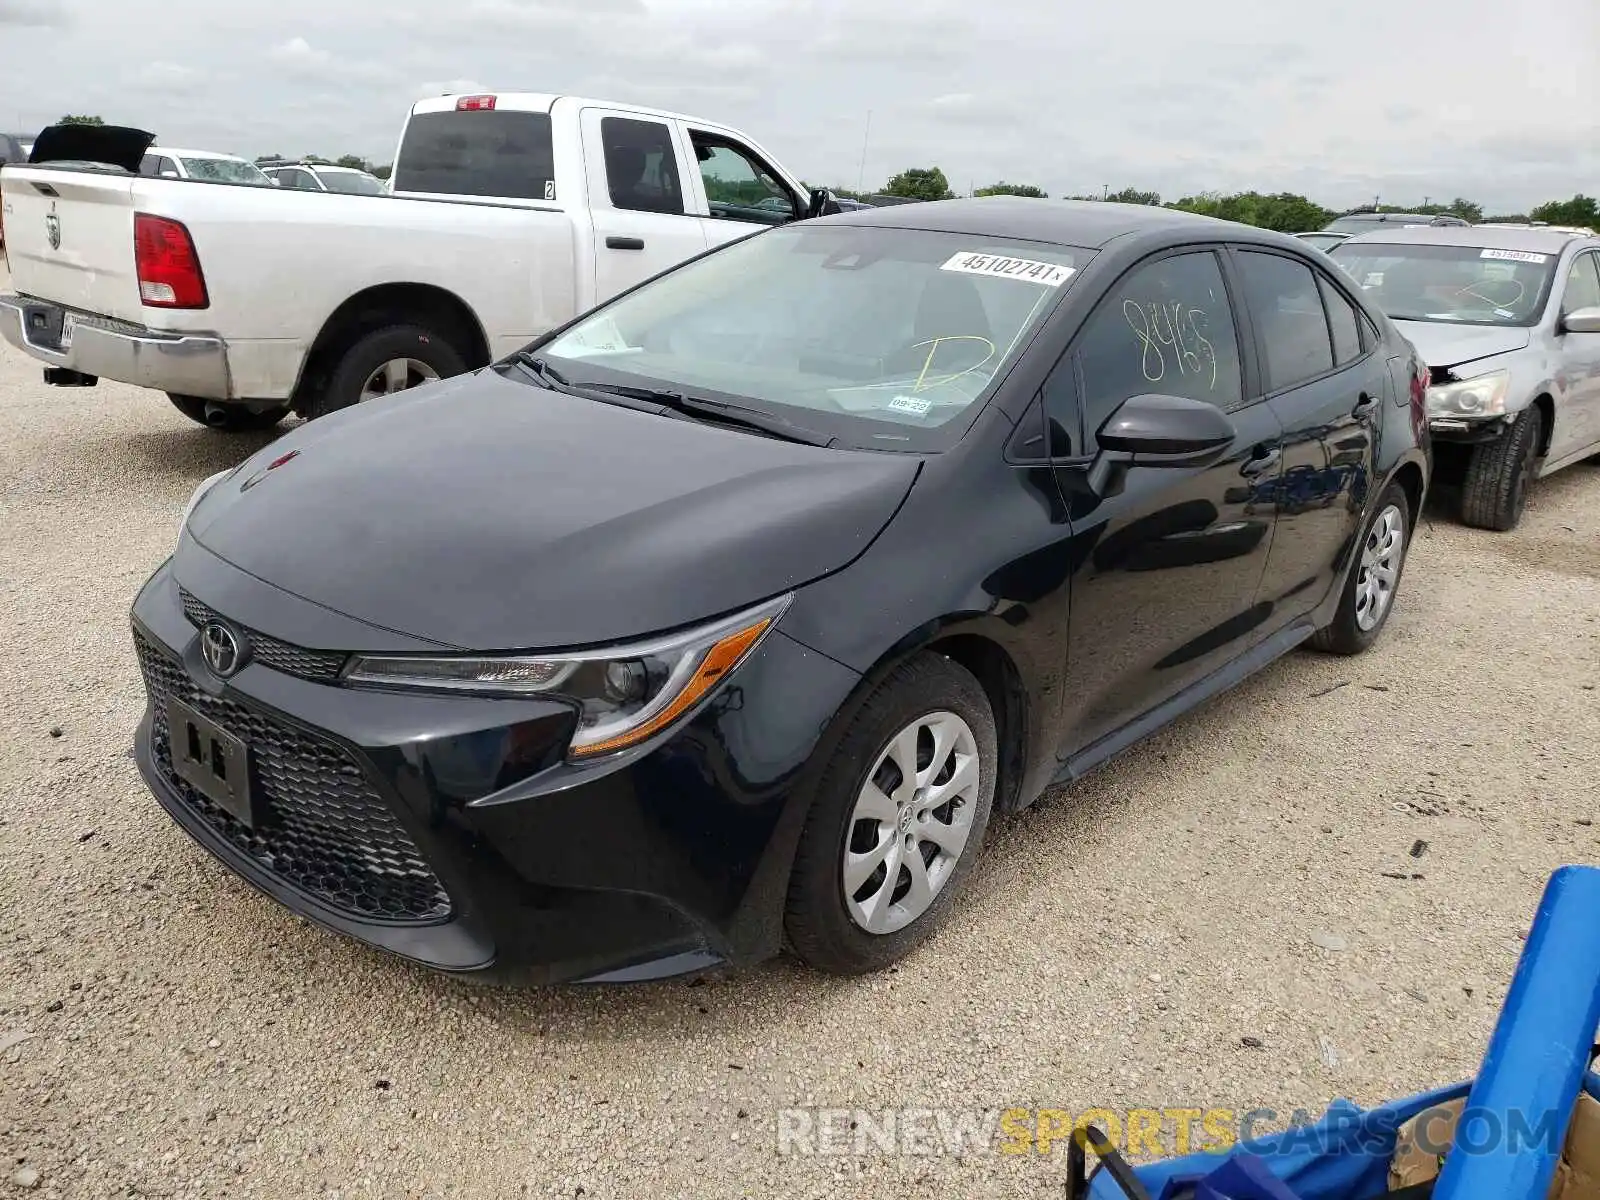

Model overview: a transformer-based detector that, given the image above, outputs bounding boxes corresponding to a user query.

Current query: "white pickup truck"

[0,96,830,430]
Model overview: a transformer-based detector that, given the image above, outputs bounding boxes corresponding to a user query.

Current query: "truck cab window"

[600,117,684,216]
[690,134,796,225]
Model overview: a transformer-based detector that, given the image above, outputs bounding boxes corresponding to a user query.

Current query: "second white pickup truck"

[0,96,831,430]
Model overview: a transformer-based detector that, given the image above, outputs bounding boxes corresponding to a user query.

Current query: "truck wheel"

[167,394,290,432]
[311,324,466,420]
[1460,406,1542,531]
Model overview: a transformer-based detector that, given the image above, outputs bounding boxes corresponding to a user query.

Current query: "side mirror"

[159,170,179,178]
[806,187,842,220]
[1562,306,1600,335]
[1087,393,1236,496]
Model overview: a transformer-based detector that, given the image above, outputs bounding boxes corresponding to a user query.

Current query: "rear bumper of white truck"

[0,294,232,398]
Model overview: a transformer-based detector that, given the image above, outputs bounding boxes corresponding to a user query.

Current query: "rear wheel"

[167,393,289,432]
[1461,405,1542,530]
[309,324,465,420]
[1310,481,1411,655]
[785,653,997,975]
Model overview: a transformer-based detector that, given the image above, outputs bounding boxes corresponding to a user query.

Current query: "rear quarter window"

[393,110,556,201]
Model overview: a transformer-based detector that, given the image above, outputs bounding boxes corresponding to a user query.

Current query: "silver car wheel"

[1354,504,1405,632]
[360,358,440,402]
[842,710,980,935]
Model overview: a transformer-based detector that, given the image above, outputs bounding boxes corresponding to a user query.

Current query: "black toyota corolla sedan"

[132,199,1430,983]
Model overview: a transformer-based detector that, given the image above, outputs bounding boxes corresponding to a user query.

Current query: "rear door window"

[600,117,685,215]
[393,109,557,201]
[1318,274,1363,365]
[1235,251,1335,391]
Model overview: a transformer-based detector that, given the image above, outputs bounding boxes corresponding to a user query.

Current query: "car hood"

[1393,320,1531,370]
[189,370,920,650]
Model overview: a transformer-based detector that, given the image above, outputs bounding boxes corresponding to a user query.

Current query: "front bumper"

[0,293,231,397]
[1428,414,1513,444]
[130,558,862,984]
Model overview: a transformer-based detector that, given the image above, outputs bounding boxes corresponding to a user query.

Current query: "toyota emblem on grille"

[200,621,244,677]
[45,213,60,251]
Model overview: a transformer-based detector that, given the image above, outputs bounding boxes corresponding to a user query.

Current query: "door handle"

[1352,392,1380,419]
[1240,446,1281,478]
[606,236,645,251]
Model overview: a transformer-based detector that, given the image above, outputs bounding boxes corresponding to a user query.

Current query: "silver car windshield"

[1330,242,1558,327]
[541,224,1087,451]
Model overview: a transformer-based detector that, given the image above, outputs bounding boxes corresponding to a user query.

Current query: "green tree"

[335,154,368,171]
[254,154,284,165]
[1530,195,1600,228]
[1106,187,1161,206]
[1167,191,1332,232]
[372,164,393,181]
[974,181,1047,198]
[1483,213,1530,224]
[58,114,104,126]
[883,167,954,202]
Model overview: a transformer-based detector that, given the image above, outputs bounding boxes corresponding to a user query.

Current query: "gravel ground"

[1,269,1597,1198]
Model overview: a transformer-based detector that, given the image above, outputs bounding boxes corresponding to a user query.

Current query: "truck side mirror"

[806,188,841,220]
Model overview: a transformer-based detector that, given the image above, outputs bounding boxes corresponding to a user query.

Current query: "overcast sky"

[4,0,1597,212]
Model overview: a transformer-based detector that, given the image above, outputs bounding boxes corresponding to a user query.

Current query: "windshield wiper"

[581,382,835,447]
[507,352,663,413]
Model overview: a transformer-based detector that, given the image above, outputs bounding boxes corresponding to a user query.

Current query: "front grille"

[178,589,347,683]
[135,630,452,925]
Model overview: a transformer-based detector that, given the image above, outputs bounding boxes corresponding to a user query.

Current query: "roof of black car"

[822,196,1231,249]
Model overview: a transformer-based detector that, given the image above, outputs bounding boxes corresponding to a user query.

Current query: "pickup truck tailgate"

[2,167,145,323]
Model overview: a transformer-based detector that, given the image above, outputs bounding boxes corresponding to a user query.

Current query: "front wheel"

[167,394,289,432]
[785,653,997,975]
[1461,405,1542,530]
[1310,481,1411,656]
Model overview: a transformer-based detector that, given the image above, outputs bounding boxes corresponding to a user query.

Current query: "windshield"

[179,157,273,186]
[319,170,385,195]
[1330,241,1558,327]
[537,225,1087,451]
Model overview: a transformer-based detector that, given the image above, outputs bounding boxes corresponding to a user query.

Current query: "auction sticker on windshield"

[1480,249,1548,264]
[942,252,1075,287]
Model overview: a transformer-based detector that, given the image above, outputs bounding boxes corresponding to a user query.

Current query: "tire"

[785,653,998,975]
[1310,481,1411,656]
[1460,405,1543,531]
[167,393,289,432]
[309,324,467,421]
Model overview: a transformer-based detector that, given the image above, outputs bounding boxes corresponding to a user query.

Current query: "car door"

[1043,247,1285,757]
[681,128,803,249]
[579,107,709,305]
[1554,248,1600,460]
[1230,248,1384,623]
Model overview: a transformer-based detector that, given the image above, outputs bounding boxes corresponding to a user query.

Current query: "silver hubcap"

[843,711,979,935]
[360,357,439,402]
[1355,504,1405,631]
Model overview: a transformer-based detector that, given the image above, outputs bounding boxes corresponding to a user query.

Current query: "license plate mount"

[167,699,257,827]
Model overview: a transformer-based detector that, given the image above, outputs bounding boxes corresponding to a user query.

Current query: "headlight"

[1425,369,1511,419]
[180,469,230,532]
[344,594,791,758]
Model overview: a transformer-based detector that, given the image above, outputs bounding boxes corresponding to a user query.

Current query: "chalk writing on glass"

[1122,299,1219,390]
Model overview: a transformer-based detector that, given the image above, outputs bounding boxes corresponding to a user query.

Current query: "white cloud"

[0,0,1594,211]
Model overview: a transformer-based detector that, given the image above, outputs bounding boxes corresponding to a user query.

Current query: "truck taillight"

[134,213,208,309]
[456,94,497,111]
